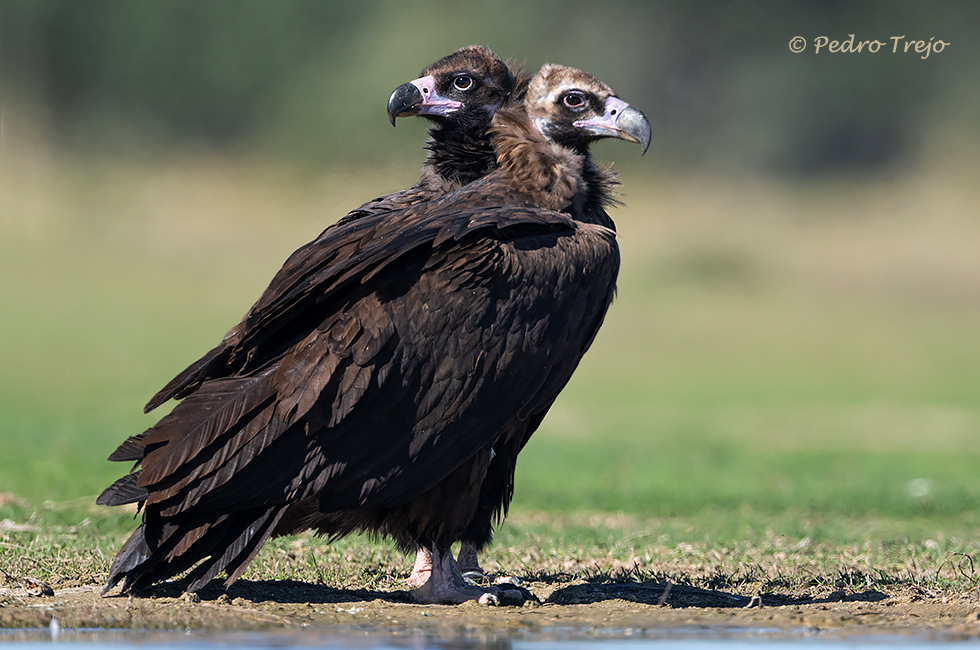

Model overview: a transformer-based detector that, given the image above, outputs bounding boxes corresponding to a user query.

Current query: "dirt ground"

[3,579,980,643]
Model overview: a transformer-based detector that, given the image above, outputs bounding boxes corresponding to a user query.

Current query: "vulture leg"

[405,545,433,588]
[456,541,486,580]
[410,546,531,605]
[457,541,524,587]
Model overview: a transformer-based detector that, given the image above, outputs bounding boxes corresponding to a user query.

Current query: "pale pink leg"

[404,546,432,588]
[410,546,530,605]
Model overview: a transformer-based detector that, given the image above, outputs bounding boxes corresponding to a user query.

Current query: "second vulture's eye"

[453,75,474,91]
[563,91,586,110]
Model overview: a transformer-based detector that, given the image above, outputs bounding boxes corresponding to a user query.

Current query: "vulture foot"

[410,547,532,605]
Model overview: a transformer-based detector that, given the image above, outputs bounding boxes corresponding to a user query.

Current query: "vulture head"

[387,46,516,127]
[525,63,651,155]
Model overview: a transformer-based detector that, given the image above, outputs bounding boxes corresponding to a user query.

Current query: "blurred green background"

[1,1,979,541]
[4,0,979,172]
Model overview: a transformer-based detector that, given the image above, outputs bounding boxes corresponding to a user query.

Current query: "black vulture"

[386,46,525,190]
[373,44,529,586]
[97,62,650,605]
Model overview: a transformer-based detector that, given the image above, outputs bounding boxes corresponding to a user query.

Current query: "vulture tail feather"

[103,507,287,595]
[184,506,287,592]
[103,524,152,595]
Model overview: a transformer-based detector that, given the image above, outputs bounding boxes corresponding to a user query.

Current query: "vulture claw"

[478,592,500,606]
[461,570,486,583]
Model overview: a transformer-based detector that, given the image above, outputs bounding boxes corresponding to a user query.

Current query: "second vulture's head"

[387,46,517,127]
[525,63,650,155]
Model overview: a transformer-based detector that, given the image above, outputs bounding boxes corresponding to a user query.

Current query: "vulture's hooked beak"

[573,96,651,154]
[387,75,465,126]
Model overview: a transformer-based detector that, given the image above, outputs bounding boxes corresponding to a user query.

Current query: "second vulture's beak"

[387,75,465,126]
[573,96,651,154]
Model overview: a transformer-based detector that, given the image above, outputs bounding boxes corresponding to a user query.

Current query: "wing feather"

[138,369,278,486]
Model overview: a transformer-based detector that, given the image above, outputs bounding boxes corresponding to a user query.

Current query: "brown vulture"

[97,61,650,605]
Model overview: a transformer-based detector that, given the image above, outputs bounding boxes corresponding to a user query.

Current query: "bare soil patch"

[3,579,979,642]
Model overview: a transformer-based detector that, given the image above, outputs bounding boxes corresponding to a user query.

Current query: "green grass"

[2,148,980,593]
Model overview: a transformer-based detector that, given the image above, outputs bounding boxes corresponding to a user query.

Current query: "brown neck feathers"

[489,107,585,213]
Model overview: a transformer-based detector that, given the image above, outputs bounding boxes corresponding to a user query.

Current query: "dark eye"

[563,92,586,110]
[453,75,474,91]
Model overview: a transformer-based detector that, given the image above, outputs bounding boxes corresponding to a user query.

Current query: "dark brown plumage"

[98,61,649,605]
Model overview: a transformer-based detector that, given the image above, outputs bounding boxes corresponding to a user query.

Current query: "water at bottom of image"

[2,623,978,650]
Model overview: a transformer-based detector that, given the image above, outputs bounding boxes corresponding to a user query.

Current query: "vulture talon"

[461,570,486,584]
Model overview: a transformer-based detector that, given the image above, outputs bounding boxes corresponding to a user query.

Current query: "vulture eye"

[562,92,586,110]
[453,75,475,91]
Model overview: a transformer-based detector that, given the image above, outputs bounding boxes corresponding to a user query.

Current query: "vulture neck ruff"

[490,106,616,221]
[424,115,499,188]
